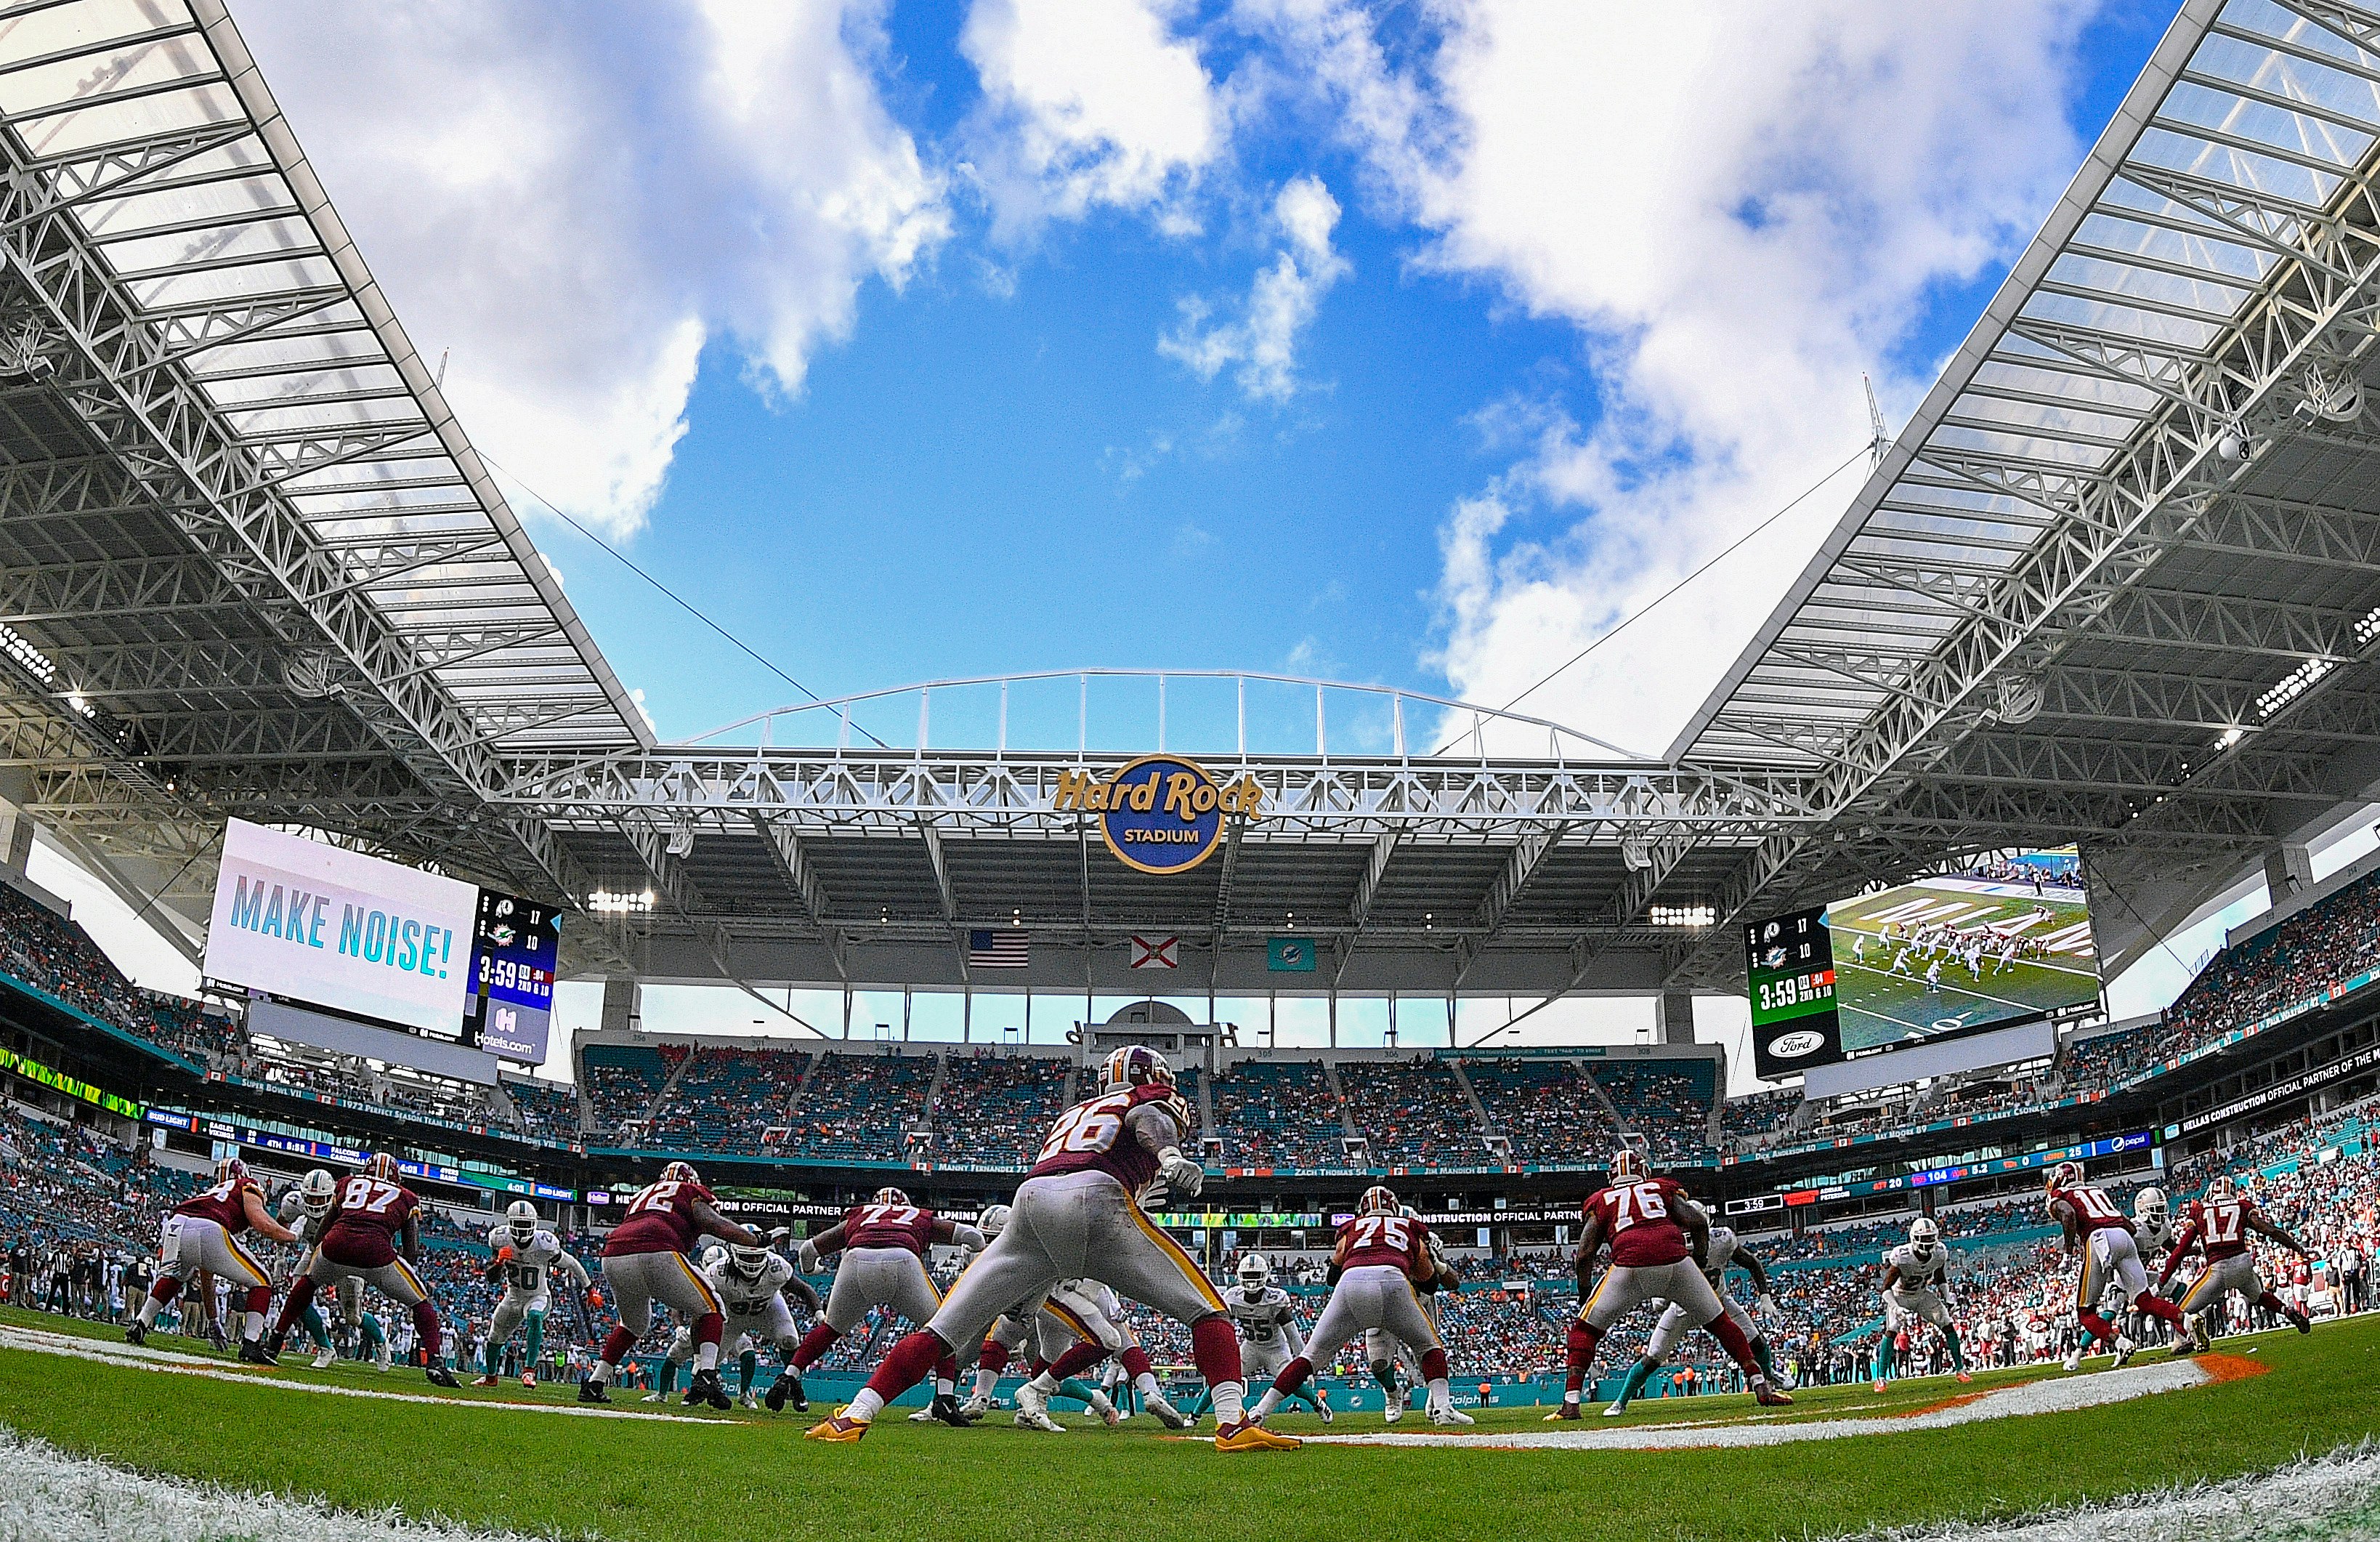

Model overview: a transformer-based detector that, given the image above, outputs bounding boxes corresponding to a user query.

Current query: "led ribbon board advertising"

[204,819,477,1036]
[1053,755,1266,875]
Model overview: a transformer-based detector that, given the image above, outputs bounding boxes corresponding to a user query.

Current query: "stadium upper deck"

[0,0,2376,1026]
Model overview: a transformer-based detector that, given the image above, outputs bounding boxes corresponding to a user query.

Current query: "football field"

[3,1306,2379,1541]
[1826,879,2100,1055]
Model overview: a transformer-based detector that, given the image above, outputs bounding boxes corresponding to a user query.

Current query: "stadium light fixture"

[1650,905,1716,929]
[588,889,655,913]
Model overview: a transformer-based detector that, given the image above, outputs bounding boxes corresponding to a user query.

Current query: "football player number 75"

[1038,1099,1125,1159]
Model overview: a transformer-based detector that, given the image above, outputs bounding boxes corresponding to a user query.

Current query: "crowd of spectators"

[1207,1060,1349,1170]
[1337,1057,1489,1169]
[646,1046,807,1154]
[929,1051,1072,1167]
[1460,1058,1621,1166]
[503,1075,582,1143]
[1600,1062,1717,1166]
[787,1047,931,1163]
[0,884,241,1065]
[583,1044,674,1139]
[2158,868,2380,1064]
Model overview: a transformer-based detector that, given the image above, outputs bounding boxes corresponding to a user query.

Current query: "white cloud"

[1159,174,1348,400]
[1255,1,2098,752]
[960,0,1220,236]
[230,0,947,540]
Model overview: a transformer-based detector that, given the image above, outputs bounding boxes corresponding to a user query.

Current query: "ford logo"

[1767,1029,1826,1060]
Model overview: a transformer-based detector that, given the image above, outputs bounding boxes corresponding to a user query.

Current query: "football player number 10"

[1038,1097,1127,1160]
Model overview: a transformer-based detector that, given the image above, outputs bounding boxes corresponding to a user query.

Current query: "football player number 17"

[1038,1097,1126,1160]
[1611,1181,1666,1232]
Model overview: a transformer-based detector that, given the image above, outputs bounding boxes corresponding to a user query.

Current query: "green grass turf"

[1828,881,2097,1054]
[2,1305,2376,1541]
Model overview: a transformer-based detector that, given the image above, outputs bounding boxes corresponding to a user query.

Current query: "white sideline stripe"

[0,1325,737,1426]
[1310,1359,2211,1450]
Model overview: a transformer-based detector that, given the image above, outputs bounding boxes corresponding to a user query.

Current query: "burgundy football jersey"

[2184,1196,2258,1262]
[1337,1212,1429,1276]
[1030,1083,1190,1192]
[174,1174,262,1236]
[842,1203,936,1255]
[319,1173,420,1269]
[1585,1176,1693,1267]
[604,1176,718,1258]
[2046,1182,2134,1236]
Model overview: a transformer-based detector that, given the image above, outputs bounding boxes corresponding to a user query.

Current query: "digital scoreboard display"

[462,889,562,1065]
[1744,905,1843,1079]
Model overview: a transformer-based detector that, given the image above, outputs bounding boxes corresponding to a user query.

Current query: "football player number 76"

[1611,1181,1666,1232]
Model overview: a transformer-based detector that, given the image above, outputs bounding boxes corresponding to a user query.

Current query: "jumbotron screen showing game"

[1748,847,2102,1078]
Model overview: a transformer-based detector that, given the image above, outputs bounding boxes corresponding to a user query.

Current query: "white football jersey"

[1229,1285,1297,1346]
[702,1250,797,1321]
[487,1225,573,1296]
[1700,1224,1741,1285]
[277,1187,320,1244]
[1885,1242,1949,1293]
[2137,1214,2179,1260]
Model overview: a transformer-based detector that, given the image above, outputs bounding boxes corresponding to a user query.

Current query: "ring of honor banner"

[1746,905,1844,1080]
[463,889,562,1065]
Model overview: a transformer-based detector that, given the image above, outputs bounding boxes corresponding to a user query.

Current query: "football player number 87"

[1038,1099,1125,1160]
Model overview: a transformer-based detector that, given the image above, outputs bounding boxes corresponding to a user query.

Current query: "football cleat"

[906,1406,939,1422]
[1955,1371,1973,1384]
[1090,1391,1122,1427]
[578,1377,612,1404]
[2110,1336,2138,1370]
[958,1392,993,1421]
[1013,1381,1066,1432]
[765,1372,806,1413]
[312,1347,338,1371]
[1428,1404,1475,1426]
[1316,1397,1332,1425]
[642,1389,671,1403]
[1752,1381,1793,1407]
[928,1392,972,1428]
[1601,1402,1626,1418]
[1383,1399,1403,1423]
[474,1373,502,1387]
[804,1412,870,1442]
[2061,1347,2084,1373]
[2288,1308,2313,1335]
[521,1373,537,1389]
[1872,1378,1886,1393]
[425,1365,461,1389]
[1214,1419,1300,1451]
[237,1339,276,1368]
[739,1391,760,1410]
[1543,1401,1582,1421]
[686,1368,732,1410]
[1144,1391,1190,1429]
[123,1323,145,1347]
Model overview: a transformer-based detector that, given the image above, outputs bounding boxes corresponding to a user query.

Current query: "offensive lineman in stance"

[806,1045,1298,1450]
[1550,1149,1789,1418]
[476,1200,591,1388]
[2046,1160,2189,1369]
[580,1160,761,1408]
[2161,1173,2314,1349]
[1250,1185,1467,1425]
[1871,1216,1970,1389]
[270,1153,458,1386]
[128,1156,297,1361]
[1606,1205,1783,1414]
[787,1187,983,1425]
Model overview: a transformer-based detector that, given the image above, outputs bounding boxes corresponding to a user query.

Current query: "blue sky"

[60,0,2316,1088]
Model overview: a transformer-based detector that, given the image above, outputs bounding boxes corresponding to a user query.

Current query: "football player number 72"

[1039,1099,1125,1158]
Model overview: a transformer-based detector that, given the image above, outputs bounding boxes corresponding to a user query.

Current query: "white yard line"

[0,1324,735,1426]
[1308,1359,2211,1450]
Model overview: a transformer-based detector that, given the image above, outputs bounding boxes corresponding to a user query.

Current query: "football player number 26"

[1038,1097,1125,1160]
[1611,1182,1666,1232]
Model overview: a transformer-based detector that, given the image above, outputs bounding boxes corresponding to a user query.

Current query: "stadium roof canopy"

[6,0,2380,1013]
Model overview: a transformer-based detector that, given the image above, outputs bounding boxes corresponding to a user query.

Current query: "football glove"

[796,1240,821,1273]
[1757,1292,1781,1320]
[1157,1147,1205,1199]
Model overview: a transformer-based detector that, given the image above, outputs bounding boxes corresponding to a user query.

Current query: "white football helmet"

[729,1243,771,1279]
[2134,1187,2168,1224]
[977,1203,1011,1238]
[1237,1254,1271,1291]
[1357,1184,1399,1217]
[1909,1217,1940,1256]
[505,1199,539,1247]
[299,1168,336,1217]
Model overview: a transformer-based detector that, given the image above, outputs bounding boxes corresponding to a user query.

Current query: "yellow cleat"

[804,1411,871,1442]
[1214,1419,1301,1451]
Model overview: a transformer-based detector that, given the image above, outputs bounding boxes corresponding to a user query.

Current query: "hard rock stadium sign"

[1052,754,1266,876]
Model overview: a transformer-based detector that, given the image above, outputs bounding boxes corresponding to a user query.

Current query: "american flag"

[968,928,1029,968]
